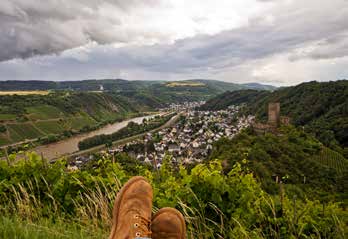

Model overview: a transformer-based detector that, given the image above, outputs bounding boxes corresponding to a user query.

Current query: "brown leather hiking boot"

[109,176,153,239]
[151,207,186,239]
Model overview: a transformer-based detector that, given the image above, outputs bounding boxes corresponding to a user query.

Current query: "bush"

[0,153,346,238]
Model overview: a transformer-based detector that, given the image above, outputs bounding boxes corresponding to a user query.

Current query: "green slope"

[0,91,160,146]
[201,80,348,148]
[209,126,347,201]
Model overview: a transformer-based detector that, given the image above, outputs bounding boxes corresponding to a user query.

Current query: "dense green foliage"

[201,80,348,149]
[78,114,175,150]
[0,152,346,238]
[209,126,347,203]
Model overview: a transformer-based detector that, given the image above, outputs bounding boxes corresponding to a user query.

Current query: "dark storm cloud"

[0,0,162,61]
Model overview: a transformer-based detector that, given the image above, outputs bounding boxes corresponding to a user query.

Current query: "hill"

[0,91,161,146]
[209,126,347,202]
[0,79,274,94]
[199,89,270,111]
[241,82,277,91]
[200,80,348,149]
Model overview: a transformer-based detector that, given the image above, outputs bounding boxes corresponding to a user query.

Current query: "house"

[168,143,180,153]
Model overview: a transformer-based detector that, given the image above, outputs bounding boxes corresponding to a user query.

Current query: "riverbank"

[0,112,152,152]
[1,113,165,161]
[67,112,181,160]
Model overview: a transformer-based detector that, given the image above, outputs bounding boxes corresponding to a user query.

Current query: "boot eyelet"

[134,215,139,219]
[135,232,141,237]
[134,223,139,228]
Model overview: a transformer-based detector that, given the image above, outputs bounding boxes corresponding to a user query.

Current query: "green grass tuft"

[0,217,107,239]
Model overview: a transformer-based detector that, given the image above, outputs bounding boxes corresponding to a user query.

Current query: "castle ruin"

[268,102,280,127]
[252,102,290,134]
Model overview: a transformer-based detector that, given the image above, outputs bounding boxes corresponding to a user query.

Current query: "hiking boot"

[151,207,186,239]
[109,176,153,239]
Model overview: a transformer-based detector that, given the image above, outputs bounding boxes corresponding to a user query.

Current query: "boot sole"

[109,176,149,239]
[152,207,187,239]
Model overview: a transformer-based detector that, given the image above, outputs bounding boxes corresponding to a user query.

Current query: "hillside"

[0,91,160,146]
[199,89,270,111]
[200,80,348,149]
[209,126,347,202]
[141,79,249,102]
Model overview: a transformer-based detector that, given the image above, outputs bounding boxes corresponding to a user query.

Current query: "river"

[31,115,157,160]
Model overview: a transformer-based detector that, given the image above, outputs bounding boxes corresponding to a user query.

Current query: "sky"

[0,0,347,86]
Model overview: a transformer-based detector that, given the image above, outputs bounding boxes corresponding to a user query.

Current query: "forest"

[209,126,347,203]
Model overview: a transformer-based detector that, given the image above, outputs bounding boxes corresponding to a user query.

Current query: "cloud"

[0,0,267,61]
[0,0,347,86]
[76,0,348,75]
[288,32,348,61]
[0,0,179,61]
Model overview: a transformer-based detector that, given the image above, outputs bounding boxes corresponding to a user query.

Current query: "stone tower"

[268,102,280,126]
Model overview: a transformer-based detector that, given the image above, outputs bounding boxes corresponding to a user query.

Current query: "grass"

[0,91,49,96]
[26,105,63,120]
[0,217,107,239]
[0,172,117,239]
[0,155,346,239]
[3,178,345,239]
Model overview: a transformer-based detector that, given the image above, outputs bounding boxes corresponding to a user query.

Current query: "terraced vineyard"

[26,105,63,120]
[0,91,158,147]
[313,147,348,174]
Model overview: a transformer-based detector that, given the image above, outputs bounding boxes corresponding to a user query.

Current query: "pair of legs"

[109,176,186,239]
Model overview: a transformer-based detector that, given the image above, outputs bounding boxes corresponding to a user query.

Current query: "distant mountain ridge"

[241,82,277,91]
[0,79,275,92]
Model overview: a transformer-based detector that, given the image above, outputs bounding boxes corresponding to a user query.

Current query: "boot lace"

[133,214,152,238]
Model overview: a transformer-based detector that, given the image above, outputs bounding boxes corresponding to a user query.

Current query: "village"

[99,103,254,169]
[69,102,255,169]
